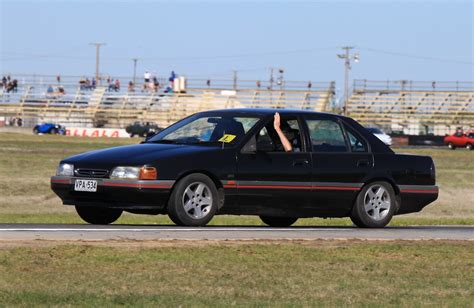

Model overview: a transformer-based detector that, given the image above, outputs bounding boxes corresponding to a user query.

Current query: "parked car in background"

[126,121,162,137]
[444,131,474,150]
[33,123,66,135]
[365,127,392,146]
[51,109,438,228]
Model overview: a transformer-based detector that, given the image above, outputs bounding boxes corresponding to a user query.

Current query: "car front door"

[233,115,313,217]
[303,115,373,216]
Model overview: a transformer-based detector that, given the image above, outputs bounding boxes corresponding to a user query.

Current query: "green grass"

[0,133,473,225]
[1,241,473,306]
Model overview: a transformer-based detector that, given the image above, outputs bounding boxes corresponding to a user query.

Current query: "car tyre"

[130,133,135,138]
[75,206,122,225]
[33,127,39,134]
[260,216,298,227]
[466,143,472,150]
[448,142,456,150]
[167,173,218,226]
[350,181,396,228]
[50,128,58,134]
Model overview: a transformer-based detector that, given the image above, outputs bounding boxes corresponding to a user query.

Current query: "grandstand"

[347,80,474,135]
[0,74,334,128]
[1,75,473,136]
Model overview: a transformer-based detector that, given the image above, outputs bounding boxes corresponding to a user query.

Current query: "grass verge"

[1,240,473,306]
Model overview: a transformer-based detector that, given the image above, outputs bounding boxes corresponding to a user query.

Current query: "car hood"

[62,143,219,167]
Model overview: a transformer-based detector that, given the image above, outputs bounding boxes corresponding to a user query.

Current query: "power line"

[360,47,474,65]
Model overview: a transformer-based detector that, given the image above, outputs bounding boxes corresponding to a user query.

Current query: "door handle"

[357,159,370,167]
[293,159,309,166]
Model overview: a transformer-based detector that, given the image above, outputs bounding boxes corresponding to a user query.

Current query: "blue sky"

[1,0,472,90]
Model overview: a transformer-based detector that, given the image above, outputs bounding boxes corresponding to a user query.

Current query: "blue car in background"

[33,123,66,135]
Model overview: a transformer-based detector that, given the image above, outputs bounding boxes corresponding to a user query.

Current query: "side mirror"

[241,135,257,153]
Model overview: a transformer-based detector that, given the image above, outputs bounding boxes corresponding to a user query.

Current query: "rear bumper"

[50,176,175,210]
[396,185,439,215]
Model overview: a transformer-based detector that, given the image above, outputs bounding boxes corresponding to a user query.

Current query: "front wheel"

[75,206,122,224]
[167,173,218,226]
[350,181,396,228]
[260,216,298,227]
[466,143,472,150]
[448,142,456,150]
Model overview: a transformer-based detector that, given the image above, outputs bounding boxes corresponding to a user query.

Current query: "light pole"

[90,43,106,86]
[132,58,138,85]
[337,46,359,115]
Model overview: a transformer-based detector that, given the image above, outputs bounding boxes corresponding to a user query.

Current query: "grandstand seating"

[0,76,335,128]
[347,80,474,135]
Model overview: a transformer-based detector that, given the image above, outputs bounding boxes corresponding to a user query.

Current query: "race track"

[0,224,473,241]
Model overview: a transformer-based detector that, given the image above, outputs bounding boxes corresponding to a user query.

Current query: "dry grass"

[0,133,472,224]
[0,240,473,306]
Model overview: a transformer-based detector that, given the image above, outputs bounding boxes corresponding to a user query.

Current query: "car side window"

[346,129,368,152]
[305,119,348,152]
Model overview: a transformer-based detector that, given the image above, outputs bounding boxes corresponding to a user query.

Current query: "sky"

[0,0,473,91]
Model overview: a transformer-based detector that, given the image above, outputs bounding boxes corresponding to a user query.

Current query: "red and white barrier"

[65,128,130,138]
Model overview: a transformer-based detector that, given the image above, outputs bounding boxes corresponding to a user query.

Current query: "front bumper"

[51,176,175,210]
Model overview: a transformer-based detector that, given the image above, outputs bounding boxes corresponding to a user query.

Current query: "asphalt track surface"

[0,224,473,241]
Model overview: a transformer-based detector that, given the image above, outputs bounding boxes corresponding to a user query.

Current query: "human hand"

[274,112,281,131]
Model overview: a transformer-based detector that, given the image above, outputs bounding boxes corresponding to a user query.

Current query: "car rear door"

[302,114,373,216]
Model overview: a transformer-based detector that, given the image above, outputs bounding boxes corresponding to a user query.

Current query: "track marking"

[0,227,350,232]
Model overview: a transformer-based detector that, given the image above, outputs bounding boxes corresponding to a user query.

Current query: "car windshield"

[366,128,383,134]
[146,115,261,145]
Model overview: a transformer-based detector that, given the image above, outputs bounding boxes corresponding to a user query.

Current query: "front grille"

[75,168,109,178]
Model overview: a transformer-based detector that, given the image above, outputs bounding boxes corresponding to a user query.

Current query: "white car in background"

[366,127,392,146]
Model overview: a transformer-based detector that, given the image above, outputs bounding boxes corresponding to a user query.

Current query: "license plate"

[74,179,97,192]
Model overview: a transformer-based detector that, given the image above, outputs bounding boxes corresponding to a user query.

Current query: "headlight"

[110,167,141,179]
[110,166,157,180]
[56,163,74,176]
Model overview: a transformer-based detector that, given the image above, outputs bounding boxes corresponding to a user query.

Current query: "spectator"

[91,78,96,89]
[1,76,6,88]
[153,76,160,91]
[256,80,261,88]
[114,79,120,92]
[58,86,66,95]
[56,75,61,84]
[308,81,312,89]
[79,77,86,90]
[206,79,211,87]
[128,81,135,92]
[144,71,151,83]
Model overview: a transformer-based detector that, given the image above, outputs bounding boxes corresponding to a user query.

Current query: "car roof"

[199,108,343,118]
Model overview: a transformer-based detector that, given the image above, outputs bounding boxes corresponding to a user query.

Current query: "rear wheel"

[260,216,298,227]
[75,206,122,225]
[167,174,218,226]
[350,181,396,228]
[448,142,456,150]
[466,143,472,150]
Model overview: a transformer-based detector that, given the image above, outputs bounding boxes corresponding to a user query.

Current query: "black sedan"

[51,109,438,228]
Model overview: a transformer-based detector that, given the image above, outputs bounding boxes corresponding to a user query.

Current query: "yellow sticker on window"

[218,134,236,143]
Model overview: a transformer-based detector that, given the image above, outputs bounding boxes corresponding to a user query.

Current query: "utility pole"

[232,70,237,90]
[337,46,359,116]
[90,43,106,86]
[269,68,274,90]
[132,58,138,85]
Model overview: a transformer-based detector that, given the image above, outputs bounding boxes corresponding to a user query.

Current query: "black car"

[51,109,438,228]
[126,121,162,137]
